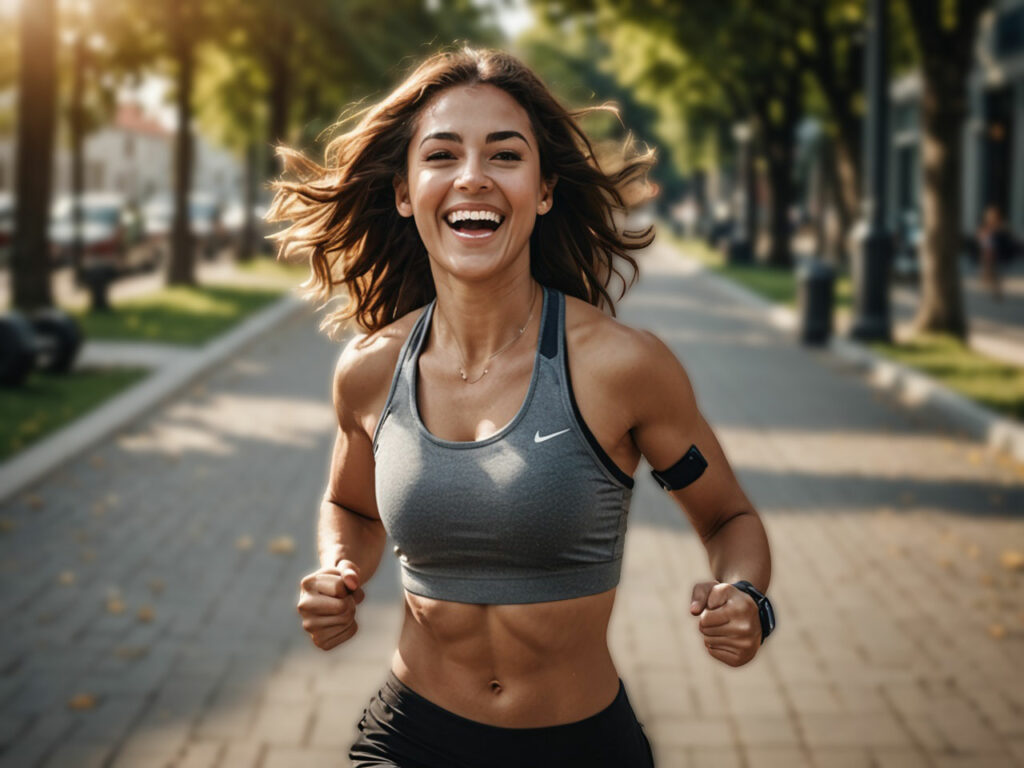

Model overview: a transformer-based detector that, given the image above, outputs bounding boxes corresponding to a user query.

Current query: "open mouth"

[444,210,505,239]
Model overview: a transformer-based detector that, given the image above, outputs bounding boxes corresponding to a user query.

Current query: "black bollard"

[81,264,116,312]
[797,259,836,345]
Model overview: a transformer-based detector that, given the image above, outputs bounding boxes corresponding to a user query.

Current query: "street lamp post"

[728,121,755,264]
[850,0,893,341]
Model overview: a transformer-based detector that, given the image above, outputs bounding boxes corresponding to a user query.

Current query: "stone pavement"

[0,238,1022,768]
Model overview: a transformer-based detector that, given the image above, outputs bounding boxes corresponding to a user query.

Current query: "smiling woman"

[268,47,773,768]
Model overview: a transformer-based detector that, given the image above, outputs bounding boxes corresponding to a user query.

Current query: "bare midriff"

[391,586,620,728]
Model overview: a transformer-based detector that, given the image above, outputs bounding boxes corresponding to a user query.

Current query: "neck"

[432,271,538,364]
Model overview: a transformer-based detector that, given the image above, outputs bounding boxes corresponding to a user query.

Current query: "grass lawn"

[671,236,1024,422]
[870,335,1024,421]
[72,284,286,346]
[0,368,148,461]
[675,236,853,312]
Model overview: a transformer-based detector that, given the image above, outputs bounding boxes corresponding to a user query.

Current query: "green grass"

[675,236,853,311]
[72,284,285,345]
[671,236,1024,422]
[0,368,148,461]
[870,334,1024,421]
[237,256,310,281]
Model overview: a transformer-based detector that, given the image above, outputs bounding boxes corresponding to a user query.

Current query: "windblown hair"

[267,46,656,336]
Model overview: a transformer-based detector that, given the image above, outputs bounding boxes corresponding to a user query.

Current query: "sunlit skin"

[296,83,772,728]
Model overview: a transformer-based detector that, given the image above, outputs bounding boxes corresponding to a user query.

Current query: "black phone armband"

[650,444,708,491]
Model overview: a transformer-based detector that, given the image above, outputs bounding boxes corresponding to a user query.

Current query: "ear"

[537,175,558,216]
[393,175,413,218]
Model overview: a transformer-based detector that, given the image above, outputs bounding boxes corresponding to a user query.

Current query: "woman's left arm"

[627,329,772,666]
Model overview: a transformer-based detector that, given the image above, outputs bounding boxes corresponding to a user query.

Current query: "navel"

[488,678,503,695]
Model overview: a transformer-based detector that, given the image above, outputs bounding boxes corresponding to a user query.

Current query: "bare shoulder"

[564,295,685,387]
[332,306,425,419]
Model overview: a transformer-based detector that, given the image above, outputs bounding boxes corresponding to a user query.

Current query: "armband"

[650,444,708,491]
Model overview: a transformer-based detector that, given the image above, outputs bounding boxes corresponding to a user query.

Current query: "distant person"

[977,205,1011,301]
[270,47,774,767]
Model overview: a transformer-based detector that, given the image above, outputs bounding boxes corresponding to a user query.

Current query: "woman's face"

[394,83,555,284]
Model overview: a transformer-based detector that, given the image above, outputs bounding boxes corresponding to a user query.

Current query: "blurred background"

[1,1,1023,767]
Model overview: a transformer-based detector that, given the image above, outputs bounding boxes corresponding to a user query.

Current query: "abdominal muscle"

[390,586,621,728]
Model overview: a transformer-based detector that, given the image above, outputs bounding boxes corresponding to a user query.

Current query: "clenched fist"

[297,560,365,650]
[690,581,761,667]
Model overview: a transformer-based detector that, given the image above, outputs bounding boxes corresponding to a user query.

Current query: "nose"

[454,154,492,193]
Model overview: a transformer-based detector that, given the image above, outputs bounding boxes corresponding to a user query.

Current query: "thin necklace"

[438,285,539,384]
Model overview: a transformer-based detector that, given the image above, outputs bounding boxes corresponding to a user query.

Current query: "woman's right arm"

[298,335,390,650]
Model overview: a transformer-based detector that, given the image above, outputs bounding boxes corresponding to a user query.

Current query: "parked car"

[49,193,156,274]
[143,193,226,261]
[221,199,274,255]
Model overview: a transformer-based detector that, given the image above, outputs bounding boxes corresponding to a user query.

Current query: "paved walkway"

[0,239,1022,767]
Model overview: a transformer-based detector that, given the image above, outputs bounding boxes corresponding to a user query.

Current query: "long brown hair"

[267,46,655,336]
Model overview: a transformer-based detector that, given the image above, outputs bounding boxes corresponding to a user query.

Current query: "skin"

[296,83,772,727]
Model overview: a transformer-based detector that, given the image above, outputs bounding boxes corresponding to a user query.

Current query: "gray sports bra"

[371,285,635,604]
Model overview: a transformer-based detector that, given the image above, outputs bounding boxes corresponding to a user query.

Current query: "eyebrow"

[419,130,531,148]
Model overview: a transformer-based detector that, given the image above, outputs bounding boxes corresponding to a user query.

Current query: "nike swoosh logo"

[534,428,570,443]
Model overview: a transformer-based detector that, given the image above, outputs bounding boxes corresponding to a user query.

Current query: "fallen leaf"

[58,571,76,586]
[89,456,104,469]
[268,536,295,555]
[887,545,906,558]
[91,502,105,517]
[68,693,97,710]
[80,549,97,563]
[937,557,955,572]
[235,535,254,551]
[988,623,1007,640]
[1000,550,1024,572]
[106,598,125,615]
[114,645,148,660]
[966,545,981,560]
[148,579,164,596]
[137,605,155,623]
[0,518,14,534]
[24,494,44,510]
[979,573,995,587]
[967,450,982,466]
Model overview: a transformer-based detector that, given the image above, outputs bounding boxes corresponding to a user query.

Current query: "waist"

[392,588,618,727]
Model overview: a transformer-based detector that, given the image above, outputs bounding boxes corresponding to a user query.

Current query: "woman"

[271,48,774,768]
[977,205,1010,301]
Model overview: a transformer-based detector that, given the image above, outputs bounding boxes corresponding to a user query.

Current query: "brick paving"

[0,238,1022,767]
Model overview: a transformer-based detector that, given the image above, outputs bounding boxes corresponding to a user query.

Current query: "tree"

[11,0,58,311]
[902,0,992,338]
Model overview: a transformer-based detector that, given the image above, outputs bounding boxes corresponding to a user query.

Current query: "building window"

[995,7,1024,58]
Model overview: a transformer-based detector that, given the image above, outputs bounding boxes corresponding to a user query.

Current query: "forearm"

[317,500,388,583]
[703,510,772,594]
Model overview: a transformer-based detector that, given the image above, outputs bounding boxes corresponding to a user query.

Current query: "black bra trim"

[561,296,635,489]
[540,285,559,360]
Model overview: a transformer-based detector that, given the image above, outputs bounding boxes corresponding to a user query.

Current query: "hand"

[689,580,761,667]
[297,560,365,650]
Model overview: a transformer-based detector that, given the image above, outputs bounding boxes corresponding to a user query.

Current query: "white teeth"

[446,210,504,225]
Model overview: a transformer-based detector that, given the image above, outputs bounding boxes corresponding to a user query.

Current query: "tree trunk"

[11,0,57,311]
[70,31,85,281]
[764,134,795,268]
[912,58,968,337]
[167,0,196,286]
[237,140,258,262]
[905,0,990,337]
[266,20,293,183]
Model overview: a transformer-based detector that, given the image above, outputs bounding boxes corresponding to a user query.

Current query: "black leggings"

[349,670,656,768]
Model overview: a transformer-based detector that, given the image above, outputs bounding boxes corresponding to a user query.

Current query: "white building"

[0,99,243,207]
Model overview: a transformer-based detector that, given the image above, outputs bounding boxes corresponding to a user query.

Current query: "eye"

[425,150,454,161]
[493,151,522,161]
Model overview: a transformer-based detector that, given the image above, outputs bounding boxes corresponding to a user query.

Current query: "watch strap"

[731,580,775,642]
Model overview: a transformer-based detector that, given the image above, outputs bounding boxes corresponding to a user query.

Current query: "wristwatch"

[731,580,776,643]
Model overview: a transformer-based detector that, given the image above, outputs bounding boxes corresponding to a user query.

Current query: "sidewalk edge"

[0,294,305,505]
[686,256,1024,462]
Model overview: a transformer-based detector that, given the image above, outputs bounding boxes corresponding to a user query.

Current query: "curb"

[0,294,306,505]
[684,255,1024,462]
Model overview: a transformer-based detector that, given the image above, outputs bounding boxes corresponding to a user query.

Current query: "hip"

[349,668,655,768]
